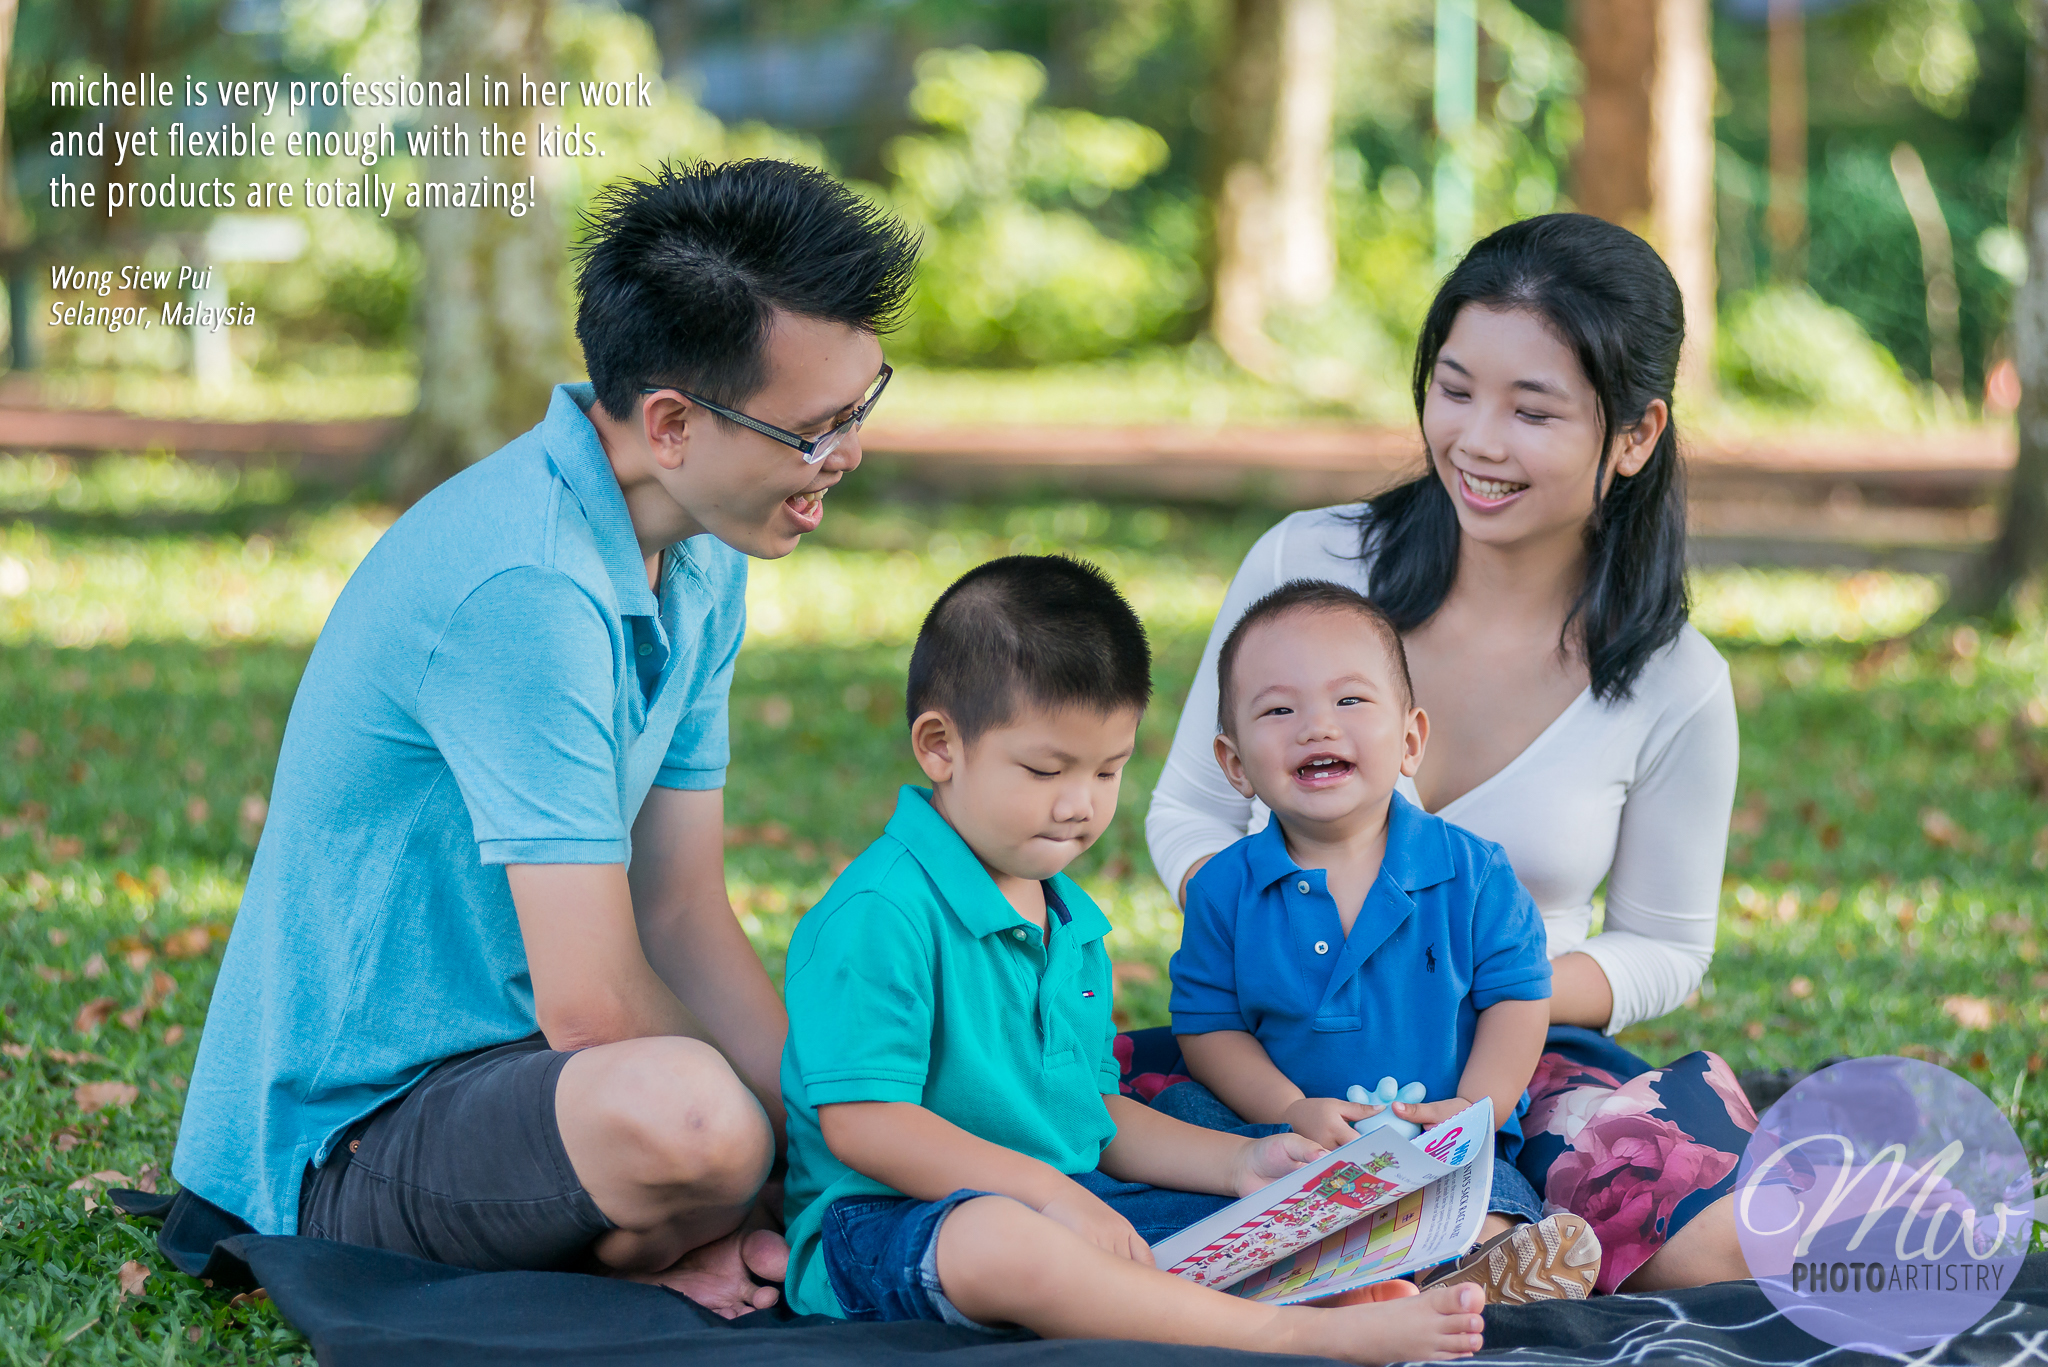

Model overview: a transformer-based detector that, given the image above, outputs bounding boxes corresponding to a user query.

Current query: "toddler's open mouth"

[1295,755,1355,787]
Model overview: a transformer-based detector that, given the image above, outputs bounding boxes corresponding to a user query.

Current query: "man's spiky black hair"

[573,160,920,421]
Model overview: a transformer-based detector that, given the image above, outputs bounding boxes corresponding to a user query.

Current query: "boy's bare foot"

[1279,1281,1485,1363]
[620,1225,788,1316]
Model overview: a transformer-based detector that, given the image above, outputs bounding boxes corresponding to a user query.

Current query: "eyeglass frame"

[640,364,892,466]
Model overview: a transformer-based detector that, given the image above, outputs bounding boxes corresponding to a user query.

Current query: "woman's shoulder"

[1607,622,1733,730]
[1242,503,1372,587]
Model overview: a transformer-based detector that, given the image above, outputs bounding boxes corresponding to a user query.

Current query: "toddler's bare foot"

[1280,1281,1485,1364]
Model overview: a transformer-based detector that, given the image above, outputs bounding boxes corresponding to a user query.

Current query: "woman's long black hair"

[1357,212,1690,703]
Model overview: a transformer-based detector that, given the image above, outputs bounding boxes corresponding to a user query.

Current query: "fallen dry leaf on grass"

[161,926,214,960]
[162,1025,185,1047]
[117,1004,147,1031]
[1941,995,1997,1030]
[46,1048,107,1065]
[81,954,106,980]
[34,965,73,984]
[45,928,68,948]
[136,1163,159,1194]
[117,1261,150,1297]
[52,1127,82,1151]
[0,1042,28,1060]
[228,1288,269,1309]
[72,997,117,1034]
[47,835,84,860]
[68,1170,131,1190]
[74,1081,139,1112]
[1919,808,1966,849]
[122,947,154,972]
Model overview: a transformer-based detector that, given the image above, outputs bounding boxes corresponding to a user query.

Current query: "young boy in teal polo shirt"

[780,556,1488,1362]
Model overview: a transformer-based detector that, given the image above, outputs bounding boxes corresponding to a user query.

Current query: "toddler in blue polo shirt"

[1169,579,1602,1303]
[779,556,1489,1362]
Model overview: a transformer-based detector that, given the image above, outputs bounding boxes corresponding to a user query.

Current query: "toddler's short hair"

[907,556,1151,742]
[1216,580,1413,735]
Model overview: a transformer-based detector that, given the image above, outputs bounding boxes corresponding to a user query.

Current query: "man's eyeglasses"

[641,364,892,466]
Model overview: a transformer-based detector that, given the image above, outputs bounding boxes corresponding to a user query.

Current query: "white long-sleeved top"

[1144,505,1739,1037]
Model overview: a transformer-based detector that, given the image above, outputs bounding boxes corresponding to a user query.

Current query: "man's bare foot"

[1281,1281,1485,1364]
[622,1226,789,1317]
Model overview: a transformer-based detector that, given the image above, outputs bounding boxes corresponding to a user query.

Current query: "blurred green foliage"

[883,47,1194,365]
[1716,285,1927,422]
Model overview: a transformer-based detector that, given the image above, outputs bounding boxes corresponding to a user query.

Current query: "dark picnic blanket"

[113,1189,2048,1367]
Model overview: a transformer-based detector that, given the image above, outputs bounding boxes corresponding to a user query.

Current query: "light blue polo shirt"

[172,383,748,1236]
[1171,792,1550,1145]
[780,786,1121,1317]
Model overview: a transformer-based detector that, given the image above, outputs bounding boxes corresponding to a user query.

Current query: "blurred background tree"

[0,0,2032,449]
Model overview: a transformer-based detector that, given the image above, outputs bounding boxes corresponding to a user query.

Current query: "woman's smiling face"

[1421,304,1643,554]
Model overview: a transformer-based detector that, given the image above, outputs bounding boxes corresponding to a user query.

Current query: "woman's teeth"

[1461,470,1528,500]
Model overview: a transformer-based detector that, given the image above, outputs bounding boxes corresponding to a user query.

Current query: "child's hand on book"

[1229,1130,1328,1198]
[1283,1096,1379,1151]
[1390,1097,1472,1128]
[1039,1184,1156,1266]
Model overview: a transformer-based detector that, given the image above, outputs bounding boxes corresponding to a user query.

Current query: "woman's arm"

[1148,512,1365,905]
[1578,664,1739,1034]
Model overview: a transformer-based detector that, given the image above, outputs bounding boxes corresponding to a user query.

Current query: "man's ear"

[910,710,959,784]
[640,391,695,473]
[1213,732,1257,799]
[1400,707,1429,778]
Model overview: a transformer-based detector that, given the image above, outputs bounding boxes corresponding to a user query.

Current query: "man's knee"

[562,1037,772,1198]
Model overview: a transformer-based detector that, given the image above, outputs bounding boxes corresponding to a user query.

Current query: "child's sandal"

[1417,1212,1602,1304]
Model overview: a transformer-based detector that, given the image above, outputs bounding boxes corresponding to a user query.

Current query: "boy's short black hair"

[1215,580,1414,735]
[573,160,920,423]
[907,556,1152,743]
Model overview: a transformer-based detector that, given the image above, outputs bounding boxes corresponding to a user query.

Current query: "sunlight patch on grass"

[0,454,297,518]
[0,514,390,648]
[1689,567,1943,644]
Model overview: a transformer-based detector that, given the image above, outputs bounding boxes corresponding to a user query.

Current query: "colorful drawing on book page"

[1163,1161,1399,1288]
[1228,1190,1428,1304]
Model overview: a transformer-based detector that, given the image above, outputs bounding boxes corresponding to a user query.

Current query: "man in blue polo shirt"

[172,161,917,1312]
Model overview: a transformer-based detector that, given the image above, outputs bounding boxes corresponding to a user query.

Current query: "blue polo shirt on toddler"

[1170,791,1550,1148]
[173,382,748,1236]
[780,785,1121,1318]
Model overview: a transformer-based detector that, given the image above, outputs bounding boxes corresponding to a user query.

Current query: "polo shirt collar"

[544,383,659,619]
[1245,789,1453,893]
[883,786,1111,943]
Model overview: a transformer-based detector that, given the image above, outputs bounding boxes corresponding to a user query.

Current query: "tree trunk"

[1207,0,1335,375]
[1651,0,1716,394]
[391,0,571,499]
[1949,0,2048,617]
[1572,0,1654,233]
[1766,0,1805,281]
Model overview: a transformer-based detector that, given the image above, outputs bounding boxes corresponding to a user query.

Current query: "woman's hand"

[1229,1130,1328,1197]
[1039,1183,1155,1265]
[1283,1095,1376,1151]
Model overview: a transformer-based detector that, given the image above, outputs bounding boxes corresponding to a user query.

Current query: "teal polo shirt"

[172,383,748,1236]
[780,786,1120,1317]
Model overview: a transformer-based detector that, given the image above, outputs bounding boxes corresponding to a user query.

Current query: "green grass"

[2,456,2044,1361]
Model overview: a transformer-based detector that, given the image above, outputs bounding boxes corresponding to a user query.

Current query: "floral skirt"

[1517,1025,1759,1292]
[1113,1024,1759,1294]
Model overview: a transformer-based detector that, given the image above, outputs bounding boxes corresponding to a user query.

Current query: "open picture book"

[1152,1097,1496,1306]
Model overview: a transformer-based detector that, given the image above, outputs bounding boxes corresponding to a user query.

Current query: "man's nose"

[827,426,865,474]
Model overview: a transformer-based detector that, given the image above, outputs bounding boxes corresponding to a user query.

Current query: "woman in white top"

[1135,214,1752,1293]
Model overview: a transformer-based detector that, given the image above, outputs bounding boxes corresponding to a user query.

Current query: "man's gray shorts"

[298,1034,615,1271]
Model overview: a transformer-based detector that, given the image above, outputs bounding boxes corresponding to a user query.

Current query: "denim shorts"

[1149,1080,1547,1225]
[819,1170,1238,1327]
